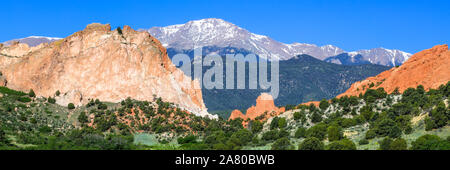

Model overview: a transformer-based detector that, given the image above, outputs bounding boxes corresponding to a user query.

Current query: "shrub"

[68,103,75,110]
[306,123,327,140]
[78,112,88,124]
[390,138,408,150]
[178,135,197,144]
[295,127,307,138]
[319,99,329,110]
[327,125,343,141]
[271,137,294,150]
[270,117,279,130]
[117,27,123,35]
[310,111,323,123]
[379,137,393,150]
[28,89,35,98]
[411,134,450,150]
[47,97,56,104]
[358,139,369,145]
[365,129,377,139]
[262,130,279,141]
[250,120,263,134]
[298,137,324,150]
[327,139,357,150]
[17,97,32,103]
[278,117,287,129]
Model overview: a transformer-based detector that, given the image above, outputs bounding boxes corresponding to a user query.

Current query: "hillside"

[167,46,390,114]
[338,45,450,98]
[1,82,448,150]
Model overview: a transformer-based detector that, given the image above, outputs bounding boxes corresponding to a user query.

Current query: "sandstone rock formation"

[229,93,285,126]
[338,44,450,97]
[0,42,47,69]
[0,23,216,118]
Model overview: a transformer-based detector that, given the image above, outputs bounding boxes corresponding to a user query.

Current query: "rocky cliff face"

[229,93,285,126]
[0,23,216,118]
[338,45,450,97]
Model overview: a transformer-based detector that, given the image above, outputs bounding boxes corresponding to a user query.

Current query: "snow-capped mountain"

[325,48,411,67]
[146,18,411,66]
[2,36,62,47]
[350,48,411,66]
[147,18,344,60]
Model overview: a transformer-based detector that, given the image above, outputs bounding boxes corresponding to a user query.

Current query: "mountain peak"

[338,44,450,97]
[146,18,410,65]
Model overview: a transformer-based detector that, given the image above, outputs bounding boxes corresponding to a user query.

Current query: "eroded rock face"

[0,42,47,69]
[0,23,216,118]
[229,93,285,126]
[338,45,450,97]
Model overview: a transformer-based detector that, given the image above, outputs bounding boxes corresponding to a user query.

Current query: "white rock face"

[146,18,411,66]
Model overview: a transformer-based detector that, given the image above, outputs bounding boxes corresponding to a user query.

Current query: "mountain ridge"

[146,18,411,66]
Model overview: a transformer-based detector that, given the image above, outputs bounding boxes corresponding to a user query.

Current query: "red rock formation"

[301,101,320,107]
[0,23,215,118]
[338,44,450,97]
[229,93,285,126]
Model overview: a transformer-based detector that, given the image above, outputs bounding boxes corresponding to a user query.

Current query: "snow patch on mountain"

[146,18,411,66]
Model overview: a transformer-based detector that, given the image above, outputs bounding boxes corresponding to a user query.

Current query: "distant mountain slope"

[2,36,61,47]
[147,18,411,66]
[338,44,450,97]
[324,53,371,66]
[325,48,411,66]
[167,46,390,112]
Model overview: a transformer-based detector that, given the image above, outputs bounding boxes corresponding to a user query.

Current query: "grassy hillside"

[1,82,449,150]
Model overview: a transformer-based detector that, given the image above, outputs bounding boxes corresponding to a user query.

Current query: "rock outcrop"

[229,93,285,126]
[338,45,450,97]
[0,23,216,118]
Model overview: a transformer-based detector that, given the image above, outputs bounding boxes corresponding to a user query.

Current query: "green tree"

[28,89,35,98]
[327,125,343,141]
[306,123,327,140]
[47,97,56,104]
[0,129,10,146]
[358,139,369,145]
[262,130,279,141]
[411,134,450,150]
[310,111,323,123]
[68,103,75,110]
[78,112,88,124]
[278,117,287,129]
[429,102,448,129]
[271,137,294,150]
[55,90,60,96]
[250,120,263,134]
[327,139,356,150]
[376,118,402,138]
[319,99,329,110]
[390,138,408,150]
[295,127,307,138]
[298,137,324,150]
[379,137,393,150]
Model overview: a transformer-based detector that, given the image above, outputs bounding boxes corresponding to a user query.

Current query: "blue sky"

[2,0,449,53]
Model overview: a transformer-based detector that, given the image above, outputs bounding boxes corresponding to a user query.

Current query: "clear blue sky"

[2,0,449,53]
